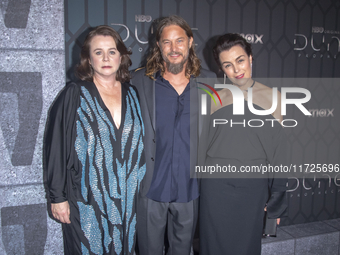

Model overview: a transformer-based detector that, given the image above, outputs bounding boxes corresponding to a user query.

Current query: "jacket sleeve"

[44,83,79,203]
[266,123,289,219]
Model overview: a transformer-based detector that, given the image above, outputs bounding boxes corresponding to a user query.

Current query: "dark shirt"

[146,72,199,203]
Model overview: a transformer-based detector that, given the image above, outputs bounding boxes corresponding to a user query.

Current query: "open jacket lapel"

[142,75,156,132]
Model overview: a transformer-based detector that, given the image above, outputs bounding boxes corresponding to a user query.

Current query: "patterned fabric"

[45,81,145,254]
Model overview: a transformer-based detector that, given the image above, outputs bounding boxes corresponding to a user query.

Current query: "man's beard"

[162,51,189,75]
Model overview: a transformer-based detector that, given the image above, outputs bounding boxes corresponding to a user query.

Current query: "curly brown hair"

[76,25,132,83]
[145,15,201,79]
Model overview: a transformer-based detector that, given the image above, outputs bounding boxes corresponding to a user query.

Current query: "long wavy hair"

[145,15,201,79]
[76,25,132,83]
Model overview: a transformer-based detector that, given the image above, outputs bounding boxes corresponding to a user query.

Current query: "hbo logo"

[312,27,324,33]
[135,15,152,22]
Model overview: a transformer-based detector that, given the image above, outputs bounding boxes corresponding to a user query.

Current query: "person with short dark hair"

[44,25,145,254]
[199,33,287,255]
[130,15,215,255]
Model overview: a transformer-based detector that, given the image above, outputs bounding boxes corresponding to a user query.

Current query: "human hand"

[264,207,280,225]
[51,201,71,224]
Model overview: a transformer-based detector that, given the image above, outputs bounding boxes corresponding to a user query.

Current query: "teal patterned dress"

[45,81,146,254]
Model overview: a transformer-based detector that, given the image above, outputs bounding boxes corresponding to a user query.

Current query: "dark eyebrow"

[221,60,230,65]
[93,47,117,51]
[161,37,185,43]
[236,55,245,60]
[221,55,245,65]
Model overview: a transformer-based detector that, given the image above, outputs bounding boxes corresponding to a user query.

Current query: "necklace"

[244,80,255,92]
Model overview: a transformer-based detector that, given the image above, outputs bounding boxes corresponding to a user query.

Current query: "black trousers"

[137,195,198,255]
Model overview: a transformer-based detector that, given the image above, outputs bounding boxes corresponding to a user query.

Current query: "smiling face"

[157,25,193,74]
[219,44,253,87]
[88,35,122,79]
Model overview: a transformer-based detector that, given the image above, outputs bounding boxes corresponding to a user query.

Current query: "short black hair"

[213,33,253,68]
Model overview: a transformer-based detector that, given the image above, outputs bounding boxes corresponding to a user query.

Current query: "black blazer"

[130,68,216,197]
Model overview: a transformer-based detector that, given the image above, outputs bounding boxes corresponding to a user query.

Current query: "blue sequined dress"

[44,81,146,255]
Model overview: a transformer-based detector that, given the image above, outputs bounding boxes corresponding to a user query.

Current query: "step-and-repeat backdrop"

[0,0,339,254]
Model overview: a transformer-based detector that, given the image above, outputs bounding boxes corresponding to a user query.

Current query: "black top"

[199,99,287,255]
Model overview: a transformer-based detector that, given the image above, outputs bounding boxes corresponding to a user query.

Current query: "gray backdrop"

[65,0,340,227]
[0,0,64,254]
[0,0,339,254]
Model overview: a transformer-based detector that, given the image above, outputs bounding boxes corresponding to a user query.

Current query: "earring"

[224,73,226,84]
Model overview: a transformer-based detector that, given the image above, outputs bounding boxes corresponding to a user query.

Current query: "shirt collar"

[155,70,163,81]
[156,70,194,83]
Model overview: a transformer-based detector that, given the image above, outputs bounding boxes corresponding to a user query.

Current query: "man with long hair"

[131,15,215,255]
